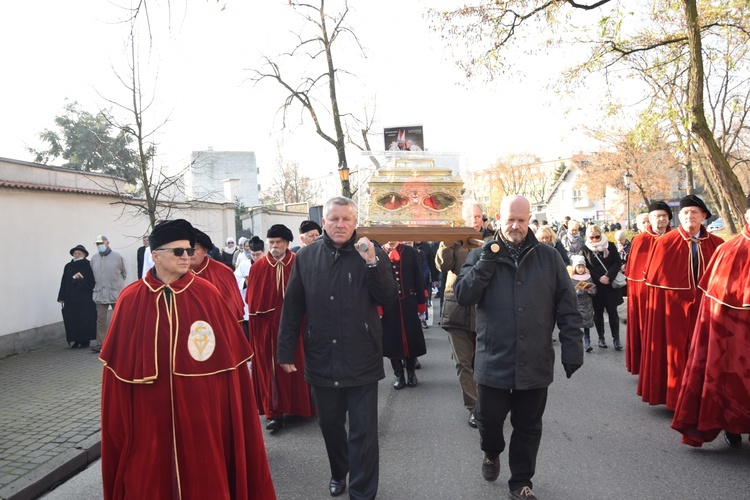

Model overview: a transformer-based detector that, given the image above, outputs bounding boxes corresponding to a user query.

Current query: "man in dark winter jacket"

[278,196,397,500]
[454,195,583,500]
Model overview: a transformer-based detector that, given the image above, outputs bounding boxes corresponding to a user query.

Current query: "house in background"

[186,149,260,207]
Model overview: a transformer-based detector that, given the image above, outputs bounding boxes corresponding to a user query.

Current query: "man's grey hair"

[323,196,358,218]
[462,199,484,219]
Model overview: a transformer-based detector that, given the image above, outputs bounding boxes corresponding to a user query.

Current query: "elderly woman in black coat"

[57,245,97,348]
[581,225,624,350]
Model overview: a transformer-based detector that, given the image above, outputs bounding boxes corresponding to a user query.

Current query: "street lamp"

[623,170,633,230]
[338,161,352,199]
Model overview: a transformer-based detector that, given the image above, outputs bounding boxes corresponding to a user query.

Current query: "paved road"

[32,302,750,500]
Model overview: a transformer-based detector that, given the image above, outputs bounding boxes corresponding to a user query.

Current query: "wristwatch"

[365,256,379,268]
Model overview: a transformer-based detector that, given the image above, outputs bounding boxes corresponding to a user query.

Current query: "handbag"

[593,252,626,289]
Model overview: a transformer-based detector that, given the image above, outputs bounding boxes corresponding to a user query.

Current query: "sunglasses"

[154,247,195,257]
[589,235,601,240]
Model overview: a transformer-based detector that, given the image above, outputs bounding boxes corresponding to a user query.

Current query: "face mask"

[97,244,107,253]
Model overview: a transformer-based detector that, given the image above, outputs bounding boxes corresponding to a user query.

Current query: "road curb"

[0,435,100,500]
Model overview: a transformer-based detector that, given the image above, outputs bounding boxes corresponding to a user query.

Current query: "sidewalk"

[0,343,102,500]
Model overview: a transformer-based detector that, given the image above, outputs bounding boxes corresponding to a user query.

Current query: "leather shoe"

[414,358,421,369]
[613,338,623,351]
[481,455,500,482]
[329,477,346,497]
[468,412,477,428]
[724,432,742,448]
[265,417,283,432]
[598,338,608,348]
[393,373,406,390]
[406,370,418,387]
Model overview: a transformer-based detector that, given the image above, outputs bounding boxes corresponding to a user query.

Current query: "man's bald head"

[496,195,531,245]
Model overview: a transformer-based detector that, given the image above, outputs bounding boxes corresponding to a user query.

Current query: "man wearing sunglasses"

[190,229,246,323]
[99,219,276,499]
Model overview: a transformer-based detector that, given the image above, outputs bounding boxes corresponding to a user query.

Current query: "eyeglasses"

[589,235,601,240]
[154,247,195,257]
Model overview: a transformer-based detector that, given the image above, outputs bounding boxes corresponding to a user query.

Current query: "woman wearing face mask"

[57,245,97,348]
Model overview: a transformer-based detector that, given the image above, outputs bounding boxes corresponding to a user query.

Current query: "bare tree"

[430,0,749,232]
[249,0,370,199]
[483,153,551,210]
[259,155,316,207]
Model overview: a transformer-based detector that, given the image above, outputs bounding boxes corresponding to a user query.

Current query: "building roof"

[0,179,124,197]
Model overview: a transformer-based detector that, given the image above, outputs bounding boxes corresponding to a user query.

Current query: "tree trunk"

[683,0,746,233]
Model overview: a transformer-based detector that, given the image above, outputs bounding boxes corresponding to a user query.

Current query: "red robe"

[192,256,246,322]
[624,226,670,375]
[639,225,724,409]
[100,270,276,500]
[672,225,750,446]
[246,251,315,419]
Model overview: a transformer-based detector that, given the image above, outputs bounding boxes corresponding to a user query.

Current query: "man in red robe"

[672,197,750,447]
[100,219,276,500]
[191,229,246,322]
[246,224,315,432]
[640,195,724,410]
[624,201,672,376]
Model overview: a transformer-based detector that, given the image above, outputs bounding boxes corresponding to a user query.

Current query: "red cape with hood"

[672,225,750,446]
[624,225,671,375]
[192,255,246,322]
[639,225,724,409]
[246,250,315,419]
[100,270,275,500]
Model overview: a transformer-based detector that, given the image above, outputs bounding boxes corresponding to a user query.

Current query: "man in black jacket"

[278,196,397,500]
[454,195,583,500]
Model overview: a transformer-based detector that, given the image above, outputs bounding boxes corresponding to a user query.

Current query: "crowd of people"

[56,189,749,500]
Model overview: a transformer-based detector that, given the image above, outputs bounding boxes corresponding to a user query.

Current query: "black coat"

[219,249,236,269]
[57,259,97,343]
[277,231,398,388]
[454,232,583,390]
[381,244,427,359]
[582,242,624,309]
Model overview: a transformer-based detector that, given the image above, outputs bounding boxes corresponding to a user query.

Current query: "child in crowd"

[569,255,597,352]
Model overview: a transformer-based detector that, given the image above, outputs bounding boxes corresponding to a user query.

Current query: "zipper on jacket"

[348,272,352,285]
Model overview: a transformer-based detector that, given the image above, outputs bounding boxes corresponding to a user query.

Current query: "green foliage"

[29,100,140,184]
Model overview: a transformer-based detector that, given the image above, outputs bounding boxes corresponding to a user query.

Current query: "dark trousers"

[312,383,379,500]
[594,302,620,340]
[475,384,548,491]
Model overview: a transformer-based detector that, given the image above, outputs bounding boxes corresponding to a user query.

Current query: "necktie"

[691,240,699,282]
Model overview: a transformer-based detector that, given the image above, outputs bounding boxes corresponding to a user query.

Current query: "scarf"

[499,234,528,265]
[585,237,609,258]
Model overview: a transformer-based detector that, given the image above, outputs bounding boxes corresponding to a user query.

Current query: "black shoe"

[481,455,500,482]
[724,432,742,448]
[613,338,623,351]
[584,337,592,353]
[598,338,608,348]
[266,417,284,432]
[414,358,421,369]
[509,486,538,499]
[90,345,101,353]
[406,370,418,387]
[393,373,406,390]
[329,477,346,497]
[71,342,80,349]
[468,412,477,428]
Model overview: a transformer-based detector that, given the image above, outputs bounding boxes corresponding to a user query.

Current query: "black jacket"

[454,231,583,390]
[582,242,624,309]
[277,230,398,387]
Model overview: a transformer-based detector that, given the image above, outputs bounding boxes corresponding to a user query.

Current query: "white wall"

[0,158,235,358]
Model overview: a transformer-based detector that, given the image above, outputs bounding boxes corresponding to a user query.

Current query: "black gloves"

[480,240,501,262]
[563,363,581,379]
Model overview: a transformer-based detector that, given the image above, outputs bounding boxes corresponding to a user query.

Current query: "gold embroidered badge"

[188,321,216,361]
